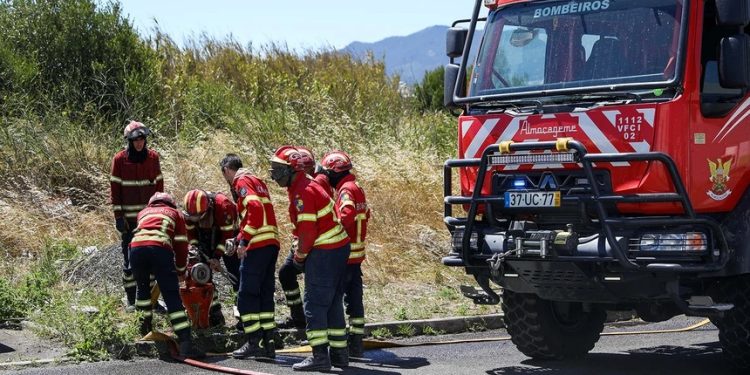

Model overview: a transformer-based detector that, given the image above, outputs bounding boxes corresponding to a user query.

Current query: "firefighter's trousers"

[303,244,350,349]
[129,245,192,340]
[237,245,279,335]
[279,249,304,308]
[344,263,365,335]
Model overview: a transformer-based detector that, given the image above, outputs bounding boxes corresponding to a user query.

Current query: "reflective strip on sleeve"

[220,224,235,231]
[297,213,317,222]
[174,235,188,243]
[316,202,334,218]
[242,195,271,207]
[110,175,123,184]
[348,250,365,260]
[313,225,348,247]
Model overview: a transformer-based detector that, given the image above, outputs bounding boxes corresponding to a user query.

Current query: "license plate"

[504,191,561,208]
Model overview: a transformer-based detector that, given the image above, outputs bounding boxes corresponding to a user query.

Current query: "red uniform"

[110,149,164,220]
[334,174,370,265]
[313,173,334,198]
[289,175,350,262]
[232,169,280,250]
[185,192,238,258]
[130,203,189,273]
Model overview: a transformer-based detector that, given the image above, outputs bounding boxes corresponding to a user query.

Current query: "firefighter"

[269,146,351,371]
[129,192,204,359]
[320,151,370,358]
[109,121,163,311]
[219,155,280,360]
[182,189,242,327]
[276,146,320,330]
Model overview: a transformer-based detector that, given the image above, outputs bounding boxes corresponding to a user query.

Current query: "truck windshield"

[469,0,684,97]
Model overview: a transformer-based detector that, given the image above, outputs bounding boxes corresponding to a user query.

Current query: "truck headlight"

[636,232,707,252]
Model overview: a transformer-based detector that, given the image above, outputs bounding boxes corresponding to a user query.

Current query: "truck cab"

[442,0,750,369]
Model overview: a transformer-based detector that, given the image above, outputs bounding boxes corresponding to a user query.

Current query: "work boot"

[179,340,206,359]
[292,345,331,371]
[330,347,349,368]
[348,334,364,358]
[232,333,265,359]
[278,304,306,329]
[139,318,153,337]
[262,330,276,359]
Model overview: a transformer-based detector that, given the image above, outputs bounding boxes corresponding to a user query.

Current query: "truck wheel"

[716,275,750,371]
[502,290,606,360]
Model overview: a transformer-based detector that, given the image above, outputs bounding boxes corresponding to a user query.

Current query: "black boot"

[179,340,206,359]
[232,333,265,359]
[330,347,349,368]
[139,317,153,337]
[292,345,331,371]
[348,334,364,358]
[262,330,276,359]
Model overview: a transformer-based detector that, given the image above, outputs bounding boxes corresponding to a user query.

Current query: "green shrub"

[0,277,26,322]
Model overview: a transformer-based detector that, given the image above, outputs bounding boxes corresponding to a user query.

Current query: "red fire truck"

[442,0,750,369]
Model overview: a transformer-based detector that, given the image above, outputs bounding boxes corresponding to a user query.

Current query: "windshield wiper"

[567,91,643,104]
[471,99,545,113]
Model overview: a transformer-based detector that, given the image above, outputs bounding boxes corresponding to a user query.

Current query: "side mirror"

[446,27,468,58]
[719,34,750,89]
[444,64,460,107]
[716,0,750,27]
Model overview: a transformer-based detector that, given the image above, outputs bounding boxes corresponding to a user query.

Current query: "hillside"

[342,25,482,85]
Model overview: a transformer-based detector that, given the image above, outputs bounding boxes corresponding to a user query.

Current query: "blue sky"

[119,0,479,50]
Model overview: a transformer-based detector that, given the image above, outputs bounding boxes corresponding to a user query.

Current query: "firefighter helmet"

[148,192,177,208]
[270,146,307,172]
[295,146,316,174]
[123,121,151,140]
[321,151,353,173]
[183,189,210,217]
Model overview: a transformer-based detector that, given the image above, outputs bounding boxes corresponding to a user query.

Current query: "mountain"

[341,25,481,86]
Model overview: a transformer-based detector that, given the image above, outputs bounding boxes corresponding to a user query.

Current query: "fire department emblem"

[295,197,304,212]
[707,158,732,201]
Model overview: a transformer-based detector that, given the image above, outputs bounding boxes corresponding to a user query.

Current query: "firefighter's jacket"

[232,169,280,250]
[109,149,164,220]
[185,192,238,258]
[312,173,334,198]
[130,203,189,273]
[288,173,350,263]
[334,174,370,265]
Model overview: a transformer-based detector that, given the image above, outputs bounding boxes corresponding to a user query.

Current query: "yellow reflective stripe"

[309,337,329,347]
[135,299,152,307]
[350,317,365,325]
[284,289,300,297]
[220,224,235,231]
[313,225,347,247]
[169,311,187,320]
[349,250,365,259]
[216,244,226,252]
[155,174,163,181]
[259,312,275,319]
[123,274,135,281]
[189,239,199,245]
[355,213,368,220]
[174,235,188,243]
[173,321,190,332]
[132,234,172,245]
[249,232,278,244]
[349,327,365,334]
[124,281,137,288]
[141,311,153,318]
[176,266,186,273]
[124,212,139,218]
[329,340,347,348]
[139,213,175,227]
[297,213,316,222]
[306,330,328,339]
[120,178,160,187]
[286,297,302,306]
[261,322,276,330]
[243,225,277,236]
[340,200,355,208]
[316,202,334,218]
[110,175,123,183]
[327,328,347,336]
[350,242,365,251]
[241,313,260,322]
[186,224,195,230]
[112,205,123,211]
[242,195,271,207]
[243,322,261,333]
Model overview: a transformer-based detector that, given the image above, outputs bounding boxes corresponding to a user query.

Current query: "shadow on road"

[487,341,738,375]
[262,351,429,374]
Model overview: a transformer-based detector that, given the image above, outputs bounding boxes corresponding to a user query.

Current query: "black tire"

[716,275,750,371]
[502,290,606,360]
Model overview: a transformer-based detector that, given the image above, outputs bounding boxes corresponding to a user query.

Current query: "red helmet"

[148,192,177,208]
[270,145,307,172]
[295,146,316,173]
[123,121,151,140]
[183,189,210,216]
[321,151,353,173]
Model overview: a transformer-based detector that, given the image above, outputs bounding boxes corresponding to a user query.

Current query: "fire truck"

[442,0,750,369]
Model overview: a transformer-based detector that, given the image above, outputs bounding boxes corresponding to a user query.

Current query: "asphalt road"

[1,316,740,375]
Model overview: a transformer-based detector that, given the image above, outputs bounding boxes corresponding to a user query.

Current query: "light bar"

[489,152,575,166]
